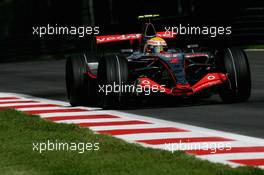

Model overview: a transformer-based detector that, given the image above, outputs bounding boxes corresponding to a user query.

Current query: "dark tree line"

[0,0,263,59]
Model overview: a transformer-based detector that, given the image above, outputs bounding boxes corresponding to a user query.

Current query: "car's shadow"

[118,93,264,111]
[118,96,223,110]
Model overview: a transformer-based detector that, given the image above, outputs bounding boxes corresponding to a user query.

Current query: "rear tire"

[217,48,251,103]
[66,54,96,106]
[97,55,128,109]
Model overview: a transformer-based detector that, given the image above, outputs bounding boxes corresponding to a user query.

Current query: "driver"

[144,37,192,92]
[144,37,167,54]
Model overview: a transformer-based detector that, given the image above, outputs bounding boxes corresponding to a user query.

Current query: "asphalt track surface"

[0,51,263,139]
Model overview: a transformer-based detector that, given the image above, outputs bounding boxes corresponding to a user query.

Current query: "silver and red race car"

[65,22,251,109]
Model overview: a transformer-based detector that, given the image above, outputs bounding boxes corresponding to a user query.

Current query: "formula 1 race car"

[65,22,251,109]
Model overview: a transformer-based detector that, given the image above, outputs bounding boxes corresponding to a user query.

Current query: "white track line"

[0,99,34,102]
[115,132,209,140]
[18,107,66,111]
[39,111,120,118]
[200,152,264,160]
[90,124,172,131]
[0,92,99,110]
[21,106,88,111]
[0,102,46,107]
[107,110,264,145]
[54,118,139,124]
[156,141,264,151]
[1,92,264,169]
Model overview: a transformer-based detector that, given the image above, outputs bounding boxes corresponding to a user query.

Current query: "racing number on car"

[207,75,216,80]
[142,80,150,85]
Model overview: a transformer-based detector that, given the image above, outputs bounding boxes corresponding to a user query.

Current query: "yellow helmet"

[144,37,167,54]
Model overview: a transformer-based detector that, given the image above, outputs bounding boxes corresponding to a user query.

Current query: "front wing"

[137,73,227,96]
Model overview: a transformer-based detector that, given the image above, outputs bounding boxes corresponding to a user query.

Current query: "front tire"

[97,55,128,109]
[217,48,251,103]
[66,54,96,106]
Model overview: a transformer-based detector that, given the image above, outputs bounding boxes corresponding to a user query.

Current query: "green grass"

[245,45,264,49]
[0,109,263,175]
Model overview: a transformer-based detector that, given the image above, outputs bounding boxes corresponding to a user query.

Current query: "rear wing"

[96,31,175,44]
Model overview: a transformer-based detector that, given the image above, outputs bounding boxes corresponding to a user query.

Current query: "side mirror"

[187,44,199,49]
[121,49,133,53]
